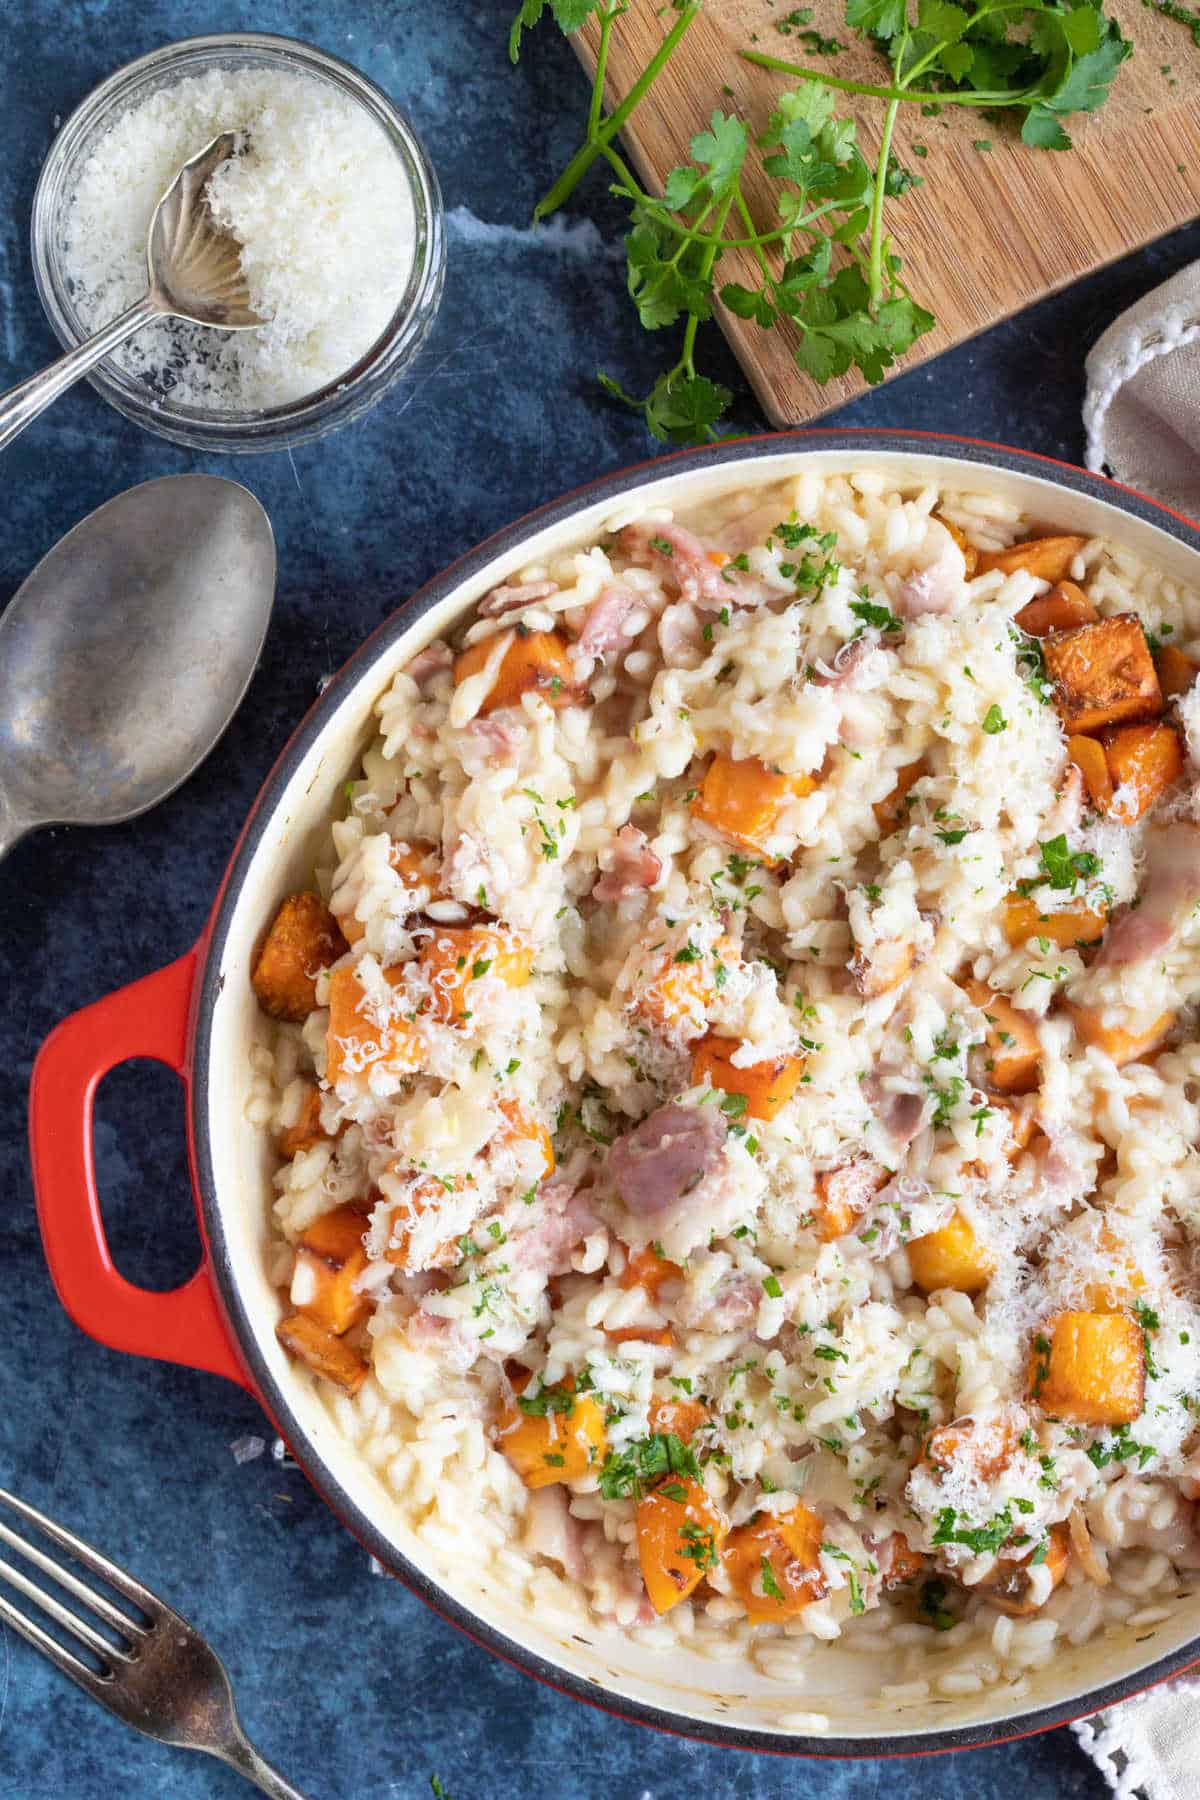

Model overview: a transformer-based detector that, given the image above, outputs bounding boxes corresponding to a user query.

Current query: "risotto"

[247,467,1200,1699]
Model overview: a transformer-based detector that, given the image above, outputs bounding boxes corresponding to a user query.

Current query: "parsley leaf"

[598,1432,700,1501]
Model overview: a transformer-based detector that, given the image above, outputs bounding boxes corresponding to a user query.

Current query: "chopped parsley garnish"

[931,1505,1014,1556]
[981,703,1007,734]
[850,597,902,635]
[917,1575,956,1631]
[598,1432,699,1501]
[759,1555,785,1601]
[517,1382,575,1418]
[1086,1425,1155,1470]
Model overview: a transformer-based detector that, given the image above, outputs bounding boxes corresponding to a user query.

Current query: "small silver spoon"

[0,474,275,860]
[0,133,266,452]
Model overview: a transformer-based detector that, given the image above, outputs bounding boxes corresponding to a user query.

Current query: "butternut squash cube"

[294,1204,371,1336]
[720,1502,824,1623]
[637,1476,728,1615]
[252,893,347,1021]
[647,1396,709,1442]
[382,1174,461,1272]
[985,1524,1070,1616]
[881,1532,925,1589]
[691,754,814,860]
[620,1245,685,1299]
[1082,1227,1148,1313]
[1155,644,1200,700]
[812,1161,886,1241]
[1029,1311,1145,1425]
[873,758,926,834]
[1041,614,1162,736]
[1102,721,1183,823]
[1003,893,1108,949]
[1014,580,1097,637]
[1068,1003,1174,1068]
[418,926,533,1025]
[605,1324,674,1347]
[497,1098,555,1182]
[966,979,1041,1095]
[908,1210,995,1295]
[453,628,578,715]
[496,1387,608,1489]
[276,1312,368,1394]
[849,939,916,999]
[635,934,737,1039]
[922,1413,1015,1480]
[276,1081,329,1159]
[977,534,1088,584]
[1067,735,1114,815]
[691,1033,805,1121]
[326,963,422,1088]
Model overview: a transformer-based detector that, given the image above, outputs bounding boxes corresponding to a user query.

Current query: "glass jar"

[31,33,446,453]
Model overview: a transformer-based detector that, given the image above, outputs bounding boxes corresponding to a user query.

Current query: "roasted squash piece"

[1041,614,1162,736]
[620,1245,685,1298]
[276,1312,368,1394]
[637,1477,728,1615]
[635,934,737,1038]
[873,758,926,833]
[453,627,578,715]
[252,893,347,1021]
[996,1097,1039,1159]
[1083,1226,1148,1313]
[1029,1311,1145,1425]
[908,1210,995,1295]
[849,939,916,999]
[382,1173,463,1272]
[691,754,814,860]
[1102,721,1183,823]
[418,925,533,1025]
[1014,581,1097,638]
[1068,1003,1174,1068]
[984,1525,1070,1616]
[605,1324,674,1347]
[933,513,978,576]
[922,1413,1014,1480]
[721,1502,824,1623]
[1067,735,1114,815]
[294,1203,371,1336]
[812,1162,886,1242]
[497,1098,555,1181]
[691,1033,805,1121]
[977,534,1088,584]
[966,979,1041,1095]
[276,1081,329,1159]
[1155,644,1200,700]
[326,962,422,1087]
[496,1385,608,1489]
[647,1396,709,1441]
[1003,893,1107,949]
[881,1533,925,1589]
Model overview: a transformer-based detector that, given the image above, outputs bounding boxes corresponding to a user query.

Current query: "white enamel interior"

[201,446,1200,1745]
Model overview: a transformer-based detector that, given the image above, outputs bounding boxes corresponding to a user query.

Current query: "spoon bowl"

[0,475,275,857]
[147,132,266,329]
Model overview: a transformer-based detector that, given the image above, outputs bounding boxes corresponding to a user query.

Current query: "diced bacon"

[1099,823,1200,967]
[577,584,641,656]
[607,1104,726,1220]
[524,1485,588,1582]
[512,1181,601,1276]
[863,1073,927,1153]
[478,579,559,618]
[592,826,662,903]
[406,1309,476,1371]
[618,522,730,608]
[462,711,525,771]
[675,1270,759,1333]
[405,640,453,689]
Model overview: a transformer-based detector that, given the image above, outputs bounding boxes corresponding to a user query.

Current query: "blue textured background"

[2,2,1198,1795]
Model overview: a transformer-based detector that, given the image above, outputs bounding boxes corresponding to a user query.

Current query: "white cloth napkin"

[1073,1675,1200,1798]
[1084,262,1200,521]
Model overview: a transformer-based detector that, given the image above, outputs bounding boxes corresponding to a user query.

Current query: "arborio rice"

[247,468,1200,1701]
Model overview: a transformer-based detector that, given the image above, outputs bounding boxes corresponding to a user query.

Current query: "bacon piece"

[592,825,662,903]
[618,522,729,608]
[404,639,453,689]
[512,1180,601,1276]
[607,1104,726,1220]
[577,584,641,656]
[1098,822,1200,967]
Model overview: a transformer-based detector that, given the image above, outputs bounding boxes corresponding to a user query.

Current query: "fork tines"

[0,1486,151,1693]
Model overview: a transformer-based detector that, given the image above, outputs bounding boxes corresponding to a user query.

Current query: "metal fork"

[0,1486,312,1798]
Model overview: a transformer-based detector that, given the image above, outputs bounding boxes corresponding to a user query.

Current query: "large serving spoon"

[0,133,266,452]
[0,474,275,860]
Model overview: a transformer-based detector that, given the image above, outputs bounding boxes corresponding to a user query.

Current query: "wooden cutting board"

[574,3,1200,424]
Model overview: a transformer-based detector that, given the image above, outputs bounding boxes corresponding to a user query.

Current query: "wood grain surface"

[574,2,1200,423]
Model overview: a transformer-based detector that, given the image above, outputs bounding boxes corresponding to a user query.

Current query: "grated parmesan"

[60,65,417,409]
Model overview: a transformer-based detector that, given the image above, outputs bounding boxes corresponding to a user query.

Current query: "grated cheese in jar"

[60,65,418,410]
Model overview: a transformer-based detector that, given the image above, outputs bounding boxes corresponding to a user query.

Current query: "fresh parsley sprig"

[744,0,1129,307]
[510,0,930,441]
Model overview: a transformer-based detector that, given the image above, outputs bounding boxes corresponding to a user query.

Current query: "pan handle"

[29,949,250,1390]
